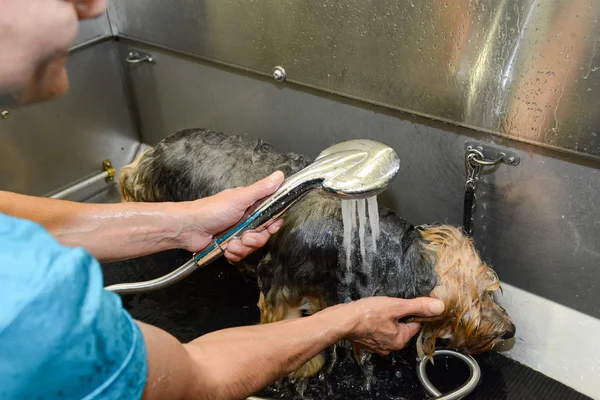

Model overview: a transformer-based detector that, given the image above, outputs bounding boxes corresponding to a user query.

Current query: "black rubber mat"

[102,250,591,400]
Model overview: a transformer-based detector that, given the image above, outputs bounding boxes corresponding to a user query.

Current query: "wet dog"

[119,128,515,378]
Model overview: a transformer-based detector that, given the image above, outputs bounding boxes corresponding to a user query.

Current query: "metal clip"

[126,50,156,65]
[462,141,519,236]
[103,160,116,182]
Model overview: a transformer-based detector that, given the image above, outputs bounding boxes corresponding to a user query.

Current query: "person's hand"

[69,0,107,19]
[0,0,106,106]
[326,297,445,356]
[176,171,286,262]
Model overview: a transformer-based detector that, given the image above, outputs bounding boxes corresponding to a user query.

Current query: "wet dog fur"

[119,128,516,378]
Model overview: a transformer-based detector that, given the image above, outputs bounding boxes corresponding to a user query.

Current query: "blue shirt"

[0,213,147,399]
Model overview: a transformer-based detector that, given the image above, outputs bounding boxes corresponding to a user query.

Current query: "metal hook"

[126,50,156,65]
[417,349,482,400]
[469,152,506,166]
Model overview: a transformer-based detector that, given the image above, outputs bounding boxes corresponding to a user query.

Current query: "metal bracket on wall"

[47,159,116,200]
[463,141,520,236]
[126,50,156,65]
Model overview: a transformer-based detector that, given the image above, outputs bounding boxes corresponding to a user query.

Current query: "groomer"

[0,1,445,399]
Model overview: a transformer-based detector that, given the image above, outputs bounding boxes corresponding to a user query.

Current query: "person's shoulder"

[0,212,103,332]
[0,212,99,303]
[0,213,148,399]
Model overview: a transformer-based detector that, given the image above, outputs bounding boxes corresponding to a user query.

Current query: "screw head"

[1,110,9,119]
[273,66,287,82]
[507,156,516,164]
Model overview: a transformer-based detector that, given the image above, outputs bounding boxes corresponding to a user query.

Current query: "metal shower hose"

[246,349,481,400]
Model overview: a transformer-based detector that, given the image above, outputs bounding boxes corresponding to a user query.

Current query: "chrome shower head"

[315,138,400,199]
[105,139,400,295]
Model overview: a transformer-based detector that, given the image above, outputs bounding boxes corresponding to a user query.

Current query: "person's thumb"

[236,171,284,206]
[394,297,445,319]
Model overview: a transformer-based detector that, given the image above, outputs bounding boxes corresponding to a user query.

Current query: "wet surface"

[102,250,591,400]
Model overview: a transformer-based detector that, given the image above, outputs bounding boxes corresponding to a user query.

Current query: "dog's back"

[121,128,437,307]
[120,128,311,202]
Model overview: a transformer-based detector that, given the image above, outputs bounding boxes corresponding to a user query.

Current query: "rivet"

[273,66,287,83]
[1,110,10,119]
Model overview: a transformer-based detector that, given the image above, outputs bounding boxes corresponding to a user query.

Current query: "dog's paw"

[291,353,326,378]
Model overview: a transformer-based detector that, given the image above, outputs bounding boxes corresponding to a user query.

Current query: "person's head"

[0,0,106,107]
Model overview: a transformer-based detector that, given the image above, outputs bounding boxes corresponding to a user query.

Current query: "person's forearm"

[138,305,355,400]
[0,191,189,261]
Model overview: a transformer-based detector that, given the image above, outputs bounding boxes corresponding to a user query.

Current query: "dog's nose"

[502,323,516,339]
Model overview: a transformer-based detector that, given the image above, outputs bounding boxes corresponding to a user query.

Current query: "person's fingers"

[392,297,445,319]
[397,322,421,342]
[234,171,284,208]
[240,230,271,249]
[70,0,107,19]
[380,322,421,352]
[223,249,243,263]
[266,219,284,234]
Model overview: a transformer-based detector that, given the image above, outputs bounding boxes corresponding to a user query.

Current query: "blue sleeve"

[0,213,147,400]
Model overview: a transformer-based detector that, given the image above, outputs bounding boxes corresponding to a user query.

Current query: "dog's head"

[415,225,515,358]
[118,149,154,202]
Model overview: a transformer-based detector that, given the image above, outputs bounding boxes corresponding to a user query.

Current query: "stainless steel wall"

[0,41,140,199]
[119,41,600,319]
[74,11,112,49]
[109,0,600,160]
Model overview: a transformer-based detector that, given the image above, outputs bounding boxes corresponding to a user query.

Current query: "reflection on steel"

[109,0,600,158]
[48,160,116,200]
[417,349,482,400]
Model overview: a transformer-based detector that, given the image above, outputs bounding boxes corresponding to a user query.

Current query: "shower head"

[314,138,400,199]
[105,139,400,295]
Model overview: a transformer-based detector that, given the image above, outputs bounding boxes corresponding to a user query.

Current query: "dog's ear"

[118,164,136,202]
[118,149,152,202]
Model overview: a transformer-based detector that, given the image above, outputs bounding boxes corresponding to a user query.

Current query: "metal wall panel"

[110,0,600,159]
[74,11,112,48]
[119,41,600,319]
[0,41,140,198]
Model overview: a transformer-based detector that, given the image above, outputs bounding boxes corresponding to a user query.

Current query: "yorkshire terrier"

[119,128,516,378]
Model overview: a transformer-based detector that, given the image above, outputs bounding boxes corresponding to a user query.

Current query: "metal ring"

[417,349,481,400]
[126,51,156,64]
[468,151,506,166]
[213,237,225,254]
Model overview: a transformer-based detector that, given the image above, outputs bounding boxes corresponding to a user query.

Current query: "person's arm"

[138,297,445,400]
[0,171,284,262]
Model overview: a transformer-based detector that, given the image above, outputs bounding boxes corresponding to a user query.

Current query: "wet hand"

[178,171,285,262]
[341,297,445,356]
